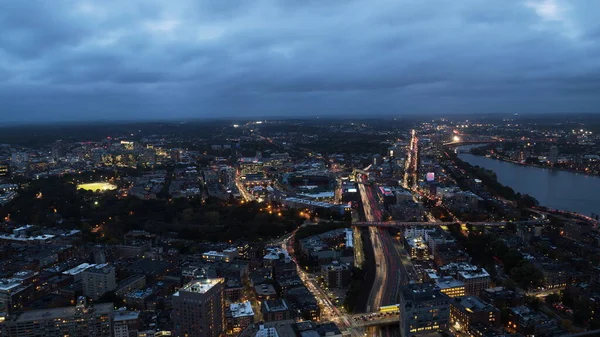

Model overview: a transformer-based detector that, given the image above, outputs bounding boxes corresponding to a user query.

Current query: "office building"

[548,145,559,165]
[0,279,34,313]
[82,263,117,300]
[399,282,449,337]
[2,297,112,337]
[449,296,500,330]
[0,162,9,178]
[172,278,225,337]
[436,276,466,298]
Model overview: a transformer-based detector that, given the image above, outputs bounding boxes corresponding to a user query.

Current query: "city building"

[548,145,559,164]
[436,276,466,298]
[407,237,429,260]
[203,249,238,263]
[321,261,351,288]
[113,309,140,337]
[226,301,255,334]
[457,269,491,296]
[172,278,225,337]
[449,296,500,331]
[399,282,450,337]
[82,263,117,300]
[507,305,559,336]
[261,299,296,322]
[2,297,113,337]
[0,162,9,178]
[115,274,147,297]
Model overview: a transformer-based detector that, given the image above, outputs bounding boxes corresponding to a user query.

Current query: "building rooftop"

[84,263,113,274]
[0,278,22,292]
[263,299,289,312]
[174,278,223,296]
[401,282,447,302]
[15,303,113,322]
[458,269,490,279]
[452,296,494,313]
[113,309,140,322]
[62,263,96,276]
[436,276,465,289]
[230,301,254,318]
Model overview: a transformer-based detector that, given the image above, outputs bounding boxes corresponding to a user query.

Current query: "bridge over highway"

[352,220,544,227]
[350,313,399,327]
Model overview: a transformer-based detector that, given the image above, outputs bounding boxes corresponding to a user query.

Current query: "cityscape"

[1,115,600,337]
[2,1,600,337]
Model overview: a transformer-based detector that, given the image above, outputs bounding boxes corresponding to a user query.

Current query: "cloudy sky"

[1,0,599,122]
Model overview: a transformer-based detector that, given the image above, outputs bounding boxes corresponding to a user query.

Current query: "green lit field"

[77,182,117,192]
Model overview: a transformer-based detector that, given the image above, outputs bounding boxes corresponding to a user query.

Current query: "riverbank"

[468,151,599,177]
[458,152,600,217]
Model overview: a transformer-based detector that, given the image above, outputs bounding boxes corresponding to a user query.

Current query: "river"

[458,153,600,217]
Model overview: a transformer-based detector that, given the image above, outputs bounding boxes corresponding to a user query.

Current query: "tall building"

[172,278,225,337]
[321,261,351,288]
[0,162,9,178]
[399,282,450,337]
[548,146,559,165]
[1,297,113,337]
[82,263,117,300]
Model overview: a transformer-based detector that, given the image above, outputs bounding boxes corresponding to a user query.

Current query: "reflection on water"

[458,153,600,217]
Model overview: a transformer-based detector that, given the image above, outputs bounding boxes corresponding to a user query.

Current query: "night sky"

[1,0,599,122]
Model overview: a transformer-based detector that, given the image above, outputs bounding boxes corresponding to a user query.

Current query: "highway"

[358,174,403,312]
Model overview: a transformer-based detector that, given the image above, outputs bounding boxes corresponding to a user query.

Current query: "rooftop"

[452,296,494,313]
[458,269,490,279]
[113,309,140,322]
[174,278,223,296]
[263,299,289,312]
[15,303,113,322]
[230,301,254,318]
[63,263,96,276]
[436,276,465,289]
[84,263,113,274]
[0,279,22,292]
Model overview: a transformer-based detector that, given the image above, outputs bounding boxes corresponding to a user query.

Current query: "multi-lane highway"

[358,174,404,312]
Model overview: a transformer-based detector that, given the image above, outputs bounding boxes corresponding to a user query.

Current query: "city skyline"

[1,0,599,122]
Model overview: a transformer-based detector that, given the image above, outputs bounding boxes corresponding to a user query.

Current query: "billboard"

[426,172,435,182]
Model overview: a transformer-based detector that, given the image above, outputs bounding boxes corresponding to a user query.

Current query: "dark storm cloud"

[0,0,599,121]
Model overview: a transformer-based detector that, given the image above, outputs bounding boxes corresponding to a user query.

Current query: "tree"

[545,293,560,305]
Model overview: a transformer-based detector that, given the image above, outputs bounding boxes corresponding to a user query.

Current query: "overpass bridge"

[443,139,502,146]
[352,220,545,228]
[350,313,399,327]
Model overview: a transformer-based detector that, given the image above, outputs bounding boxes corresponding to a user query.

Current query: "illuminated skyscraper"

[172,278,225,337]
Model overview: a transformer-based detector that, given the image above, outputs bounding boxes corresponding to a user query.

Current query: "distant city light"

[233,124,239,128]
[453,136,460,142]
[77,182,117,192]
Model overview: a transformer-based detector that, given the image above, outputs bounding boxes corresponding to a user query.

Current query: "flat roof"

[16,303,113,322]
[113,310,140,322]
[0,279,22,292]
[230,301,254,318]
[63,263,96,276]
[436,277,465,289]
[174,278,223,296]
